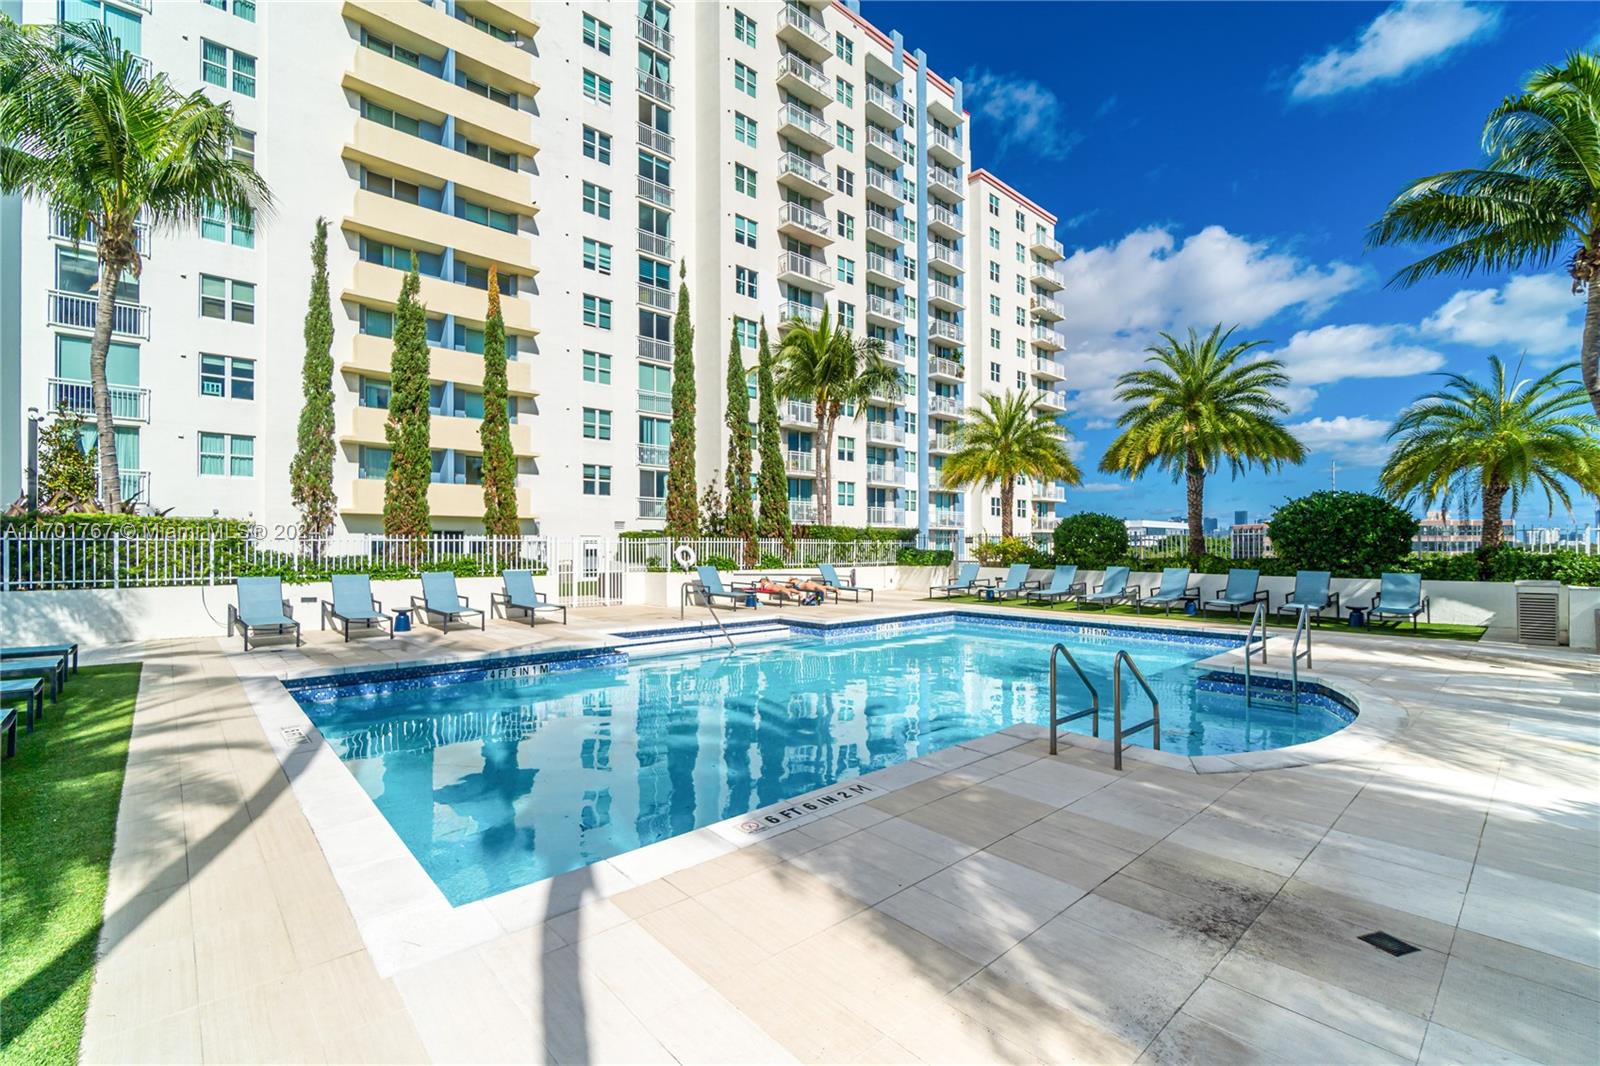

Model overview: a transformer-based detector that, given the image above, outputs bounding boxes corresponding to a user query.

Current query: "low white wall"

[1570,586,1600,651]
[640,564,903,611]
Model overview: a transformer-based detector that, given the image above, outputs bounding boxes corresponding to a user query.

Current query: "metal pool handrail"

[674,545,735,649]
[1289,604,1312,705]
[1112,650,1160,772]
[1048,643,1100,755]
[1243,601,1268,705]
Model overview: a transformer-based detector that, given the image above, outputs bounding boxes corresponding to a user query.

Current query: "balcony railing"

[931,508,963,528]
[638,284,673,310]
[637,175,673,208]
[777,3,829,48]
[778,102,832,144]
[928,167,959,195]
[782,399,816,425]
[637,388,672,415]
[1035,391,1068,412]
[49,208,150,257]
[866,422,905,445]
[778,201,831,239]
[99,469,150,506]
[928,319,962,344]
[788,499,819,524]
[1032,233,1066,259]
[636,17,673,54]
[637,70,673,106]
[928,280,962,306]
[637,121,674,156]
[866,126,901,157]
[927,127,960,157]
[928,395,962,416]
[929,244,961,270]
[779,300,822,328]
[866,253,905,282]
[928,356,963,380]
[865,170,908,202]
[867,506,904,526]
[1031,323,1064,349]
[785,449,815,474]
[866,210,906,243]
[637,229,674,260]
[1032,480,1066,501]
[928,203,963,234]
[638,496,666,519]
[866,464,903,486]
[867,295,905,324]
[1030,294,1065,319]
[929,433,959,452]
[1034,515,1062,532]
[779,152,830,190]
[1033,356,1065,379]
[1031,262,1065,289]
[879,341,910,365]
[866,85,908,124]
[47,289,149,339]
[638,337,672,363]
[637,444,669,467]
[776,52,828,95]
[778,251,830,285]
[47,377,151,423]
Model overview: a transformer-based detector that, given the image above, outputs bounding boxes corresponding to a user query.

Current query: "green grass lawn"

[931,594,1487,642]
[1,663,142,1065]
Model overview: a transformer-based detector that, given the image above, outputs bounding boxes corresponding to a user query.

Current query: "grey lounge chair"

[1138,567,1200,615]
[1278,570,1339,624]
[0,651,67,701]
[1083,566,1138,610]
[1,675,46,731]
[980,563,1040,601]
[1204,568,1269,619]
[2,706,15,758]
[229,576,303,651]
[930,562,982,599]
[1,643,78,673]
[320,574,392,641]
[817,563,873,603]
[1368,572,1430,630]
[695,566,753,609]
[1025,565,1085,605]
[493,570,568,626]
[411,571,485,632]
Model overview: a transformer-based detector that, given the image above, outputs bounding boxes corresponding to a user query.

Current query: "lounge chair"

[493,570,568,626]
[1025,565,1085,605]
[694,566,754,609]
[1278,570,1339,624]
[1368,572,1430,630]
[1,675,45,732]
[411,571,485,632]
[0,643,78,673]
[817,563,873,603]
[228,577,303,651]
[320,574,393,641]
[980,563,1040,601]
[1138,567,1200,615]
[930,562,983,599]
[1,651,70,701]
[2,706,15,758]
[1082,566,1138,610]
[1204,568,1269,620]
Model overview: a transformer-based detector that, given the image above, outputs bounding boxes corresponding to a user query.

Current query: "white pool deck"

[76,593,1599,1064]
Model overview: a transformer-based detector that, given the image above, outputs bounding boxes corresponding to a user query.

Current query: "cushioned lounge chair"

[695,566,753,609]
[1082,566,1138,610]
[410,572,485,632]
[1137,568,1199,615]
[817,563,873,603]
[981,563,1041,601]
[1203,568,1269,619]
[1025,565,1085,605]
[1277,570,1339,624]
[1369,572,1430,630]
[229,576,303,651]
[930,562,982,599]
[320,574,393,641]
[493,570,568,626]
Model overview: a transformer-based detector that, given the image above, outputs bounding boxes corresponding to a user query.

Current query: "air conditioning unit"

[1514,580,1562,646]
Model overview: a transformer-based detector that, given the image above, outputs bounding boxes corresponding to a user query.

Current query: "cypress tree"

[289,218,337,544]
[723,323,756,564]
[665,260,698,535]
[754,318,791,542]
[383,259,431,550]
[479,266,519,536]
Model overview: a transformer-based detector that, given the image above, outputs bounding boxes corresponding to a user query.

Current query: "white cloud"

[963,69,1084,162]
[1422,274,1583,359]
[1073,482,1129,494]
[1290,1,1500,100]
[1287,415,1393,467]
[1263,323,1448,412]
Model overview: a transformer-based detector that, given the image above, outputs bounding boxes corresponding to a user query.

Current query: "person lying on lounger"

[750,578,825,605]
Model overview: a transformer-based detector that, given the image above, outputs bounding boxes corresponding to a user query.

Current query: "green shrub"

[755,551,787,569]
[1052,513,1129,568]
[700,553,739,571]
[1113,553,1298,577]
[895,546,953,567]
[1268,491,1417,578]
[974,536,1051,567]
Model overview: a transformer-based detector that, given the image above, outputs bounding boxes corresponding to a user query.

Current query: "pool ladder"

[1242,602,1311,707]
[1049,644,1161,772]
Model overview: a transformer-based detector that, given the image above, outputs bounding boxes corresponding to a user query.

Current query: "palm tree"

[1101,325,1306,561]
[0,18,271,509]
[1367,52,1600,418]
[774,308,899,525]
[941,391,1083,539]
[1379,356,1600,549]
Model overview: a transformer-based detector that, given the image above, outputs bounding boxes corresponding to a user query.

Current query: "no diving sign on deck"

[736,782,878,836]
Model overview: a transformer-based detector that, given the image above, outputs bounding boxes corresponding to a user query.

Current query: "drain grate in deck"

[1359,931,1419,957]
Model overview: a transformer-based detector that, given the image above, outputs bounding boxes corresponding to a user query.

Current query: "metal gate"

[550,537,624,606]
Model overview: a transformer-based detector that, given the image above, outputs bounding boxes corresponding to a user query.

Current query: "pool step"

[612,621,793,655]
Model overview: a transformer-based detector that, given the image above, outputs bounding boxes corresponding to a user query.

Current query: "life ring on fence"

[674,545,697,572]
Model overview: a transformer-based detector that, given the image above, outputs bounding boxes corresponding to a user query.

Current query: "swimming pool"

[288,614,1353,904]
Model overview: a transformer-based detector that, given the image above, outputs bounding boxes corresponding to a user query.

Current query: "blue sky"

[864,0,1599,526]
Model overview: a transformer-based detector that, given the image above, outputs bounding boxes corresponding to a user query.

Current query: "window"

[582,181,611,219]
[836,167,854,196]
[734,61,757,97]
[734,112,757,147]
[734,214,757,248]
[582,294,612,329]
[837,211,855,240]
[735,266,758,298]
[205,0,256,21]
[734,317,757,348]
[835,32,853,63]
[1015,242,1026,264]
[989,362,1001,383]
[582,13,611,53]
[231,130,255,170]
[1015,275,1026,294]
[988,192,1000,216]
[581,350,612,384]
[837,437,855,462]
[835,123,854,152]
[582,238,613,274]
[988,295,1000,315]
[199,275,254,323]
[582,69,612,104]
[733,163,756,196]
[201,39,226,87]
[1017,370,1027,389]
[199,432,254,477]
[638,148,670,185]
[457,73,515,109]
[201,202,253,247]
[837,482,855,507]
[458,199,516,232]
[989,328,1001,349]
[1016,339,1026,358]
[837,301,855,330]
[988,262,1001,283]
[836,256,855,284]
[361,98,442,143]
[1015,209,1026,231]
[988,227,1000,250]
[199,354,254,400]
[582,407,612,440]
[583,464,611,496]
[230,46,256,96]
[582,126,612,163]
[990,497,1001,517]
[835,78,854,107]
[1018,498,1028,518]
[733,9,756,46]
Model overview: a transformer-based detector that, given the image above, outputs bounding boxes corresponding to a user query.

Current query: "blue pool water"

[290,616,1352,904]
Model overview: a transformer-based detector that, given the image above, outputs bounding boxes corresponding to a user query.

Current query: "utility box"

[1514,580,1564,646]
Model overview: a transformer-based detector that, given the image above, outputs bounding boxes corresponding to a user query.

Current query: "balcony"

[866,464,903,487]
[345,259,537,334]
[346,189,535,278]
[777,251,832,292]
[100,469,150,507]
[344,478,532,517]
[1033,356,1066,382]
[867,506,904,527]
[776,2,830,58]
[1031,233,1065,261]
[47,378,151,423]
[928,279,962,311]
[866,422,905,445]
[776,201,831,243]
[928,433,958,453]
[778,103,833,154]
[637,388,672,415]
[1030,294,1065,321]
[931,508,963,528]
[928,394,962,417]
[927,318,962,345]
[865,85,907,126]
[865,169,908,208]
[345,333,538,398]
[344,118,532,216]
[1033,515,1062,533]
[776,52,830,106]
[928,356,963,382]
[865,253,905,285]
[782,399,816,426]
[928,166,960,200]
[48,290,149,340]
[785,449,816,475]
[638,337,672,363]
[927,203,963,239]
[1032,480,1066,502]
[865,210,906,245]
[638,496,666,519]
[865,126,903,168]
[342,47,535,157]
[637,444,669,467]
[637,70,673,107]
[346,0,538,98]
[1035,390,1068,413]
[778,301,823,330]
[49,208,150,257]
[636,16,672,54]
[1031,261,1065,290]
[637,121,673,157]
[868,379,901,405]
[788,498,819,524]
[638,284,673,310]
[1030,323,1064,351]
[637,175,673,208]
[778,152,831,198]
[880,341,911,366]
[866,295,904,327]
[929,244,963,273]
[926,127,961,166]
[637,228,674,261]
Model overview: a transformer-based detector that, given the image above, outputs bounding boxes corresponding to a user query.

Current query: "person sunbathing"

[750,578,805,604]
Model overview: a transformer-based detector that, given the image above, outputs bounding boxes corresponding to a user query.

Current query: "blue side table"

[1346,607,1365,628]
[394,608,412,633]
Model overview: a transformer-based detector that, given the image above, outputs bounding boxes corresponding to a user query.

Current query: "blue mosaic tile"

[286,646,628,704]
[1194,670,1358,722]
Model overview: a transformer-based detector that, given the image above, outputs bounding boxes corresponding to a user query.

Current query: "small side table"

[393,608,412,633]
[1346,607,1365,628]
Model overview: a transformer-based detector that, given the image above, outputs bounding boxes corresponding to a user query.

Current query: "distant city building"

[1233,510,1249,527]
[1231,522,1270,559]
[1125,518,1187,551]
[1203,516,1218,535]
[1414,511,1514,554]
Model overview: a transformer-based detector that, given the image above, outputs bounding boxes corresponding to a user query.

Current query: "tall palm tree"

[0,18,271,509]
[1101,325,1306,561]
[1367,52,1600,418]
[1379,356,1600,549]
[774,307,899,525]
[941,391,1082,538]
